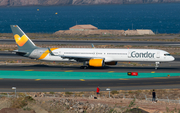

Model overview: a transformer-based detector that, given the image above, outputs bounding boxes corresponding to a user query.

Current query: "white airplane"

[10,25,175,69]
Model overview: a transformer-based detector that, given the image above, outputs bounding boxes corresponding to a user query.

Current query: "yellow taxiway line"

[154,77,168,79]
[35,79,41,81]
[65,70,73,72]
[119,79,129,80]
[25,69,34,71]
[108,71,114,73]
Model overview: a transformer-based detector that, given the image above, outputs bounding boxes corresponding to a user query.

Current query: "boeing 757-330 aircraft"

[10,25,175,69]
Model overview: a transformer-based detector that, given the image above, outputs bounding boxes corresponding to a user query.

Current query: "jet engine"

[89,59,105,67]
[105,61,117,65]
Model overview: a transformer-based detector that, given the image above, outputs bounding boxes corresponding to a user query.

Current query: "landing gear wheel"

[80,66,88,69]
[84,66,87,69]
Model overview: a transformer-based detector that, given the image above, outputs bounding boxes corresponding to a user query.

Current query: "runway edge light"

[127,72,138,76]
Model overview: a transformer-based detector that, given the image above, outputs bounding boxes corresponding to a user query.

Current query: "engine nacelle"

[105,61,118,65]
[89,59,104,67]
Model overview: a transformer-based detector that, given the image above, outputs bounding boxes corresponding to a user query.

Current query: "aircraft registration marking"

[65,70,73,72]
[35,79,41,81]
[80,79,85,81]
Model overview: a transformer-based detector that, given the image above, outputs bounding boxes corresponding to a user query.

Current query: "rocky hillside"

[0,0,180,6]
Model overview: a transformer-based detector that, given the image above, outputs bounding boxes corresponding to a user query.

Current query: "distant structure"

[125,29,155,35]
[55,25,154,36]
[136,29,155,35]
[69,24,98,31]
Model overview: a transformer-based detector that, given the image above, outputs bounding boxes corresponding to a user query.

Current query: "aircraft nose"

[172,56,175,61]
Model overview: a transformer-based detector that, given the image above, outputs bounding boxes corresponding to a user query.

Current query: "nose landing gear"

[155,62,160,70]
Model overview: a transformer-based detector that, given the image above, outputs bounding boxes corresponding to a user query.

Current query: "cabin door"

[156,51,160,58]
[128,51,132,58]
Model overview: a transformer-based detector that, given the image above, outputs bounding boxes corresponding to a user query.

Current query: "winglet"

[91,44,95,48]
[48,47,55,56]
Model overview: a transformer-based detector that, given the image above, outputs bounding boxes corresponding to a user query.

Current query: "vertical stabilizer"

[10,25,37,51]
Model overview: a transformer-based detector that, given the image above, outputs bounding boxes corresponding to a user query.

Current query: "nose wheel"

[155,62,160,70]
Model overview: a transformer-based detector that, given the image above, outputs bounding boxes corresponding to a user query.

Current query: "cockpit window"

[164,54,171,56]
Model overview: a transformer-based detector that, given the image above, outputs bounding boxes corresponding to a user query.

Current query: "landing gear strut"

[80,62,89,69]
[155,62,160,70]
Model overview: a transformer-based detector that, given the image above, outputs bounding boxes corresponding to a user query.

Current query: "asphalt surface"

[0,77,180,92]
[1,39,180,46]
[0,63,180,72]
[0,63,180,92]
[1,51,180,92]
[0,51,27,59]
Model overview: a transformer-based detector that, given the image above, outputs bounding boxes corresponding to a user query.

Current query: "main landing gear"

[155,62,160,70]
[80,66,88,69]
[80,62,89,69]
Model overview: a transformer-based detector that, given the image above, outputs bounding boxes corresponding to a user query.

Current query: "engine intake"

[89,59,104,67]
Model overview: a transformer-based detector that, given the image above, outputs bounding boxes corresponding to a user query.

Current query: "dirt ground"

[0,96,179,113]
[32,96,180,112]
[27,89,180,112]
[1,89,180,113]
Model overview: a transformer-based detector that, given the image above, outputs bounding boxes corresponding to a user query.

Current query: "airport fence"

[1,92,180,104]
[0,92,28,98]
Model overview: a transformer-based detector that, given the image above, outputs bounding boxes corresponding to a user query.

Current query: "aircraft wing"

[61,55,104,62]
[48,47,104,62]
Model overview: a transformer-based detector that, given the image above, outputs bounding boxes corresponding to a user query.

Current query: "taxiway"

[1,39,180,46]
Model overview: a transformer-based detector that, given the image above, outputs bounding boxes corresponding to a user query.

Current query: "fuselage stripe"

[38,48,58,60]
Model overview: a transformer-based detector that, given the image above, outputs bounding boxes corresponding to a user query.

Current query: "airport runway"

[1,77,180,92]
[0,63,180,72]
[1,39,180,46]
[1,51,180,92]
[0,64,180,92]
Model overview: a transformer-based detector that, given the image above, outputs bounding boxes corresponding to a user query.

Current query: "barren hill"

[0,0,180,6]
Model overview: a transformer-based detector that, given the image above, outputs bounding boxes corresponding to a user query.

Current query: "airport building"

[69,24,98,31]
